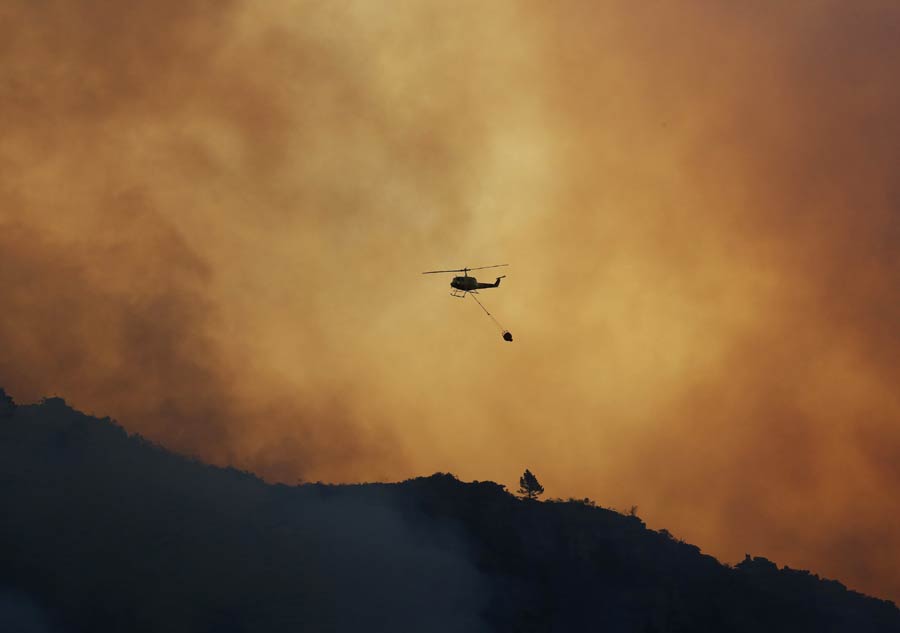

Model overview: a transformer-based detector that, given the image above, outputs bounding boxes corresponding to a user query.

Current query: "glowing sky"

[2,0,898,601]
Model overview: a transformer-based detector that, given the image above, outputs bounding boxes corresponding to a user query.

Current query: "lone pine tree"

[518,469,544,500]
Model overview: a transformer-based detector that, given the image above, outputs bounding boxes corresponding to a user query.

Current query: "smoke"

[293,491,489,632]
[1,0,898,601]
[517,0,900,600]
[0,590,56,633]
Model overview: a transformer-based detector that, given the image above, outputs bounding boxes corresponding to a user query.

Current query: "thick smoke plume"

[1,0,898,600]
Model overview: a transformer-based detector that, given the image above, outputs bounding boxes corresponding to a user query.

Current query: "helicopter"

[422,264,513,341]
[421,264,508,297]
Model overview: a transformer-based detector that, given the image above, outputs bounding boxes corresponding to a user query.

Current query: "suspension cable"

[469,293,511,341]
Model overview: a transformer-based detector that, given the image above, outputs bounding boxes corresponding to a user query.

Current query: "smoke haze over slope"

[1,1,898,600]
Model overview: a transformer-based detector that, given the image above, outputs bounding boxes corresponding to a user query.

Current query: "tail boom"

[475,275,506,289]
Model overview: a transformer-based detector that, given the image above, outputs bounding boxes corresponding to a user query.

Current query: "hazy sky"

[2,0,898,601]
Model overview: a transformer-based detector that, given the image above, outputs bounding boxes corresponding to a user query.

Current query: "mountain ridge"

[1,389,897,632]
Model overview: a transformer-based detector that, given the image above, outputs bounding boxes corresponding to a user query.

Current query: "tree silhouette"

[518,469,544,500]
[0,388,14,419]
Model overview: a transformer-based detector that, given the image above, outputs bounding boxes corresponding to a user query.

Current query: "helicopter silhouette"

[421,264,508,298]
[422,264,513,341]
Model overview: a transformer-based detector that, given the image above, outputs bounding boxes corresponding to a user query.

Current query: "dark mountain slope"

[0,390,897,633]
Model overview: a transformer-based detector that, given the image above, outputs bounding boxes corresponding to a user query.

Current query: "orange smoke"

[1,0,898,600]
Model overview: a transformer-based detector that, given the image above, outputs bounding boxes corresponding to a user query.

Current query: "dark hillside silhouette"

[1,391,898,632]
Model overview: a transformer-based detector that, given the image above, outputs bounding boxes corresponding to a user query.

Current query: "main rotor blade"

[422,264,508,274]
[468,264,508,271]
